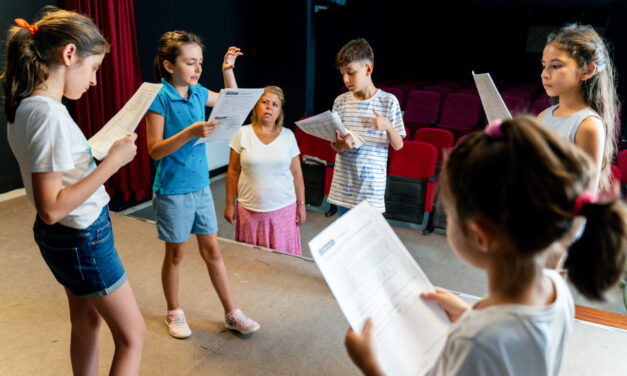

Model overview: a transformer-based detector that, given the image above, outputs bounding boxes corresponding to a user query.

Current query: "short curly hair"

[335,38,374,69]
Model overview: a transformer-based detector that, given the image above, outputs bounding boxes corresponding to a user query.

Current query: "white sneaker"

[225,309,260,334]
[165,308,192,339]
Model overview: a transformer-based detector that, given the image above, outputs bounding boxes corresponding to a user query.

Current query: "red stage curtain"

[62,0,151,202]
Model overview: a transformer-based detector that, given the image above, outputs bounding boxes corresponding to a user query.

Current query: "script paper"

[193,88,264,144]
[309,201,450,376]
[472,71,511,123]
[88,83,162,160]
[295,110,364,148]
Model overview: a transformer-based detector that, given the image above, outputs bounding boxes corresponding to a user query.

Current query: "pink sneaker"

[165,308,192,339]
[225,309,260,334]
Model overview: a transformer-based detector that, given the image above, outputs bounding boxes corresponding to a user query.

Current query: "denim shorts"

[33,206,126,298]
[153,185,218,243]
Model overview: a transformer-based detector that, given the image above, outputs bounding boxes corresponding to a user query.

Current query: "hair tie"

[15,18,38,35]
[485,119,504,139]
[573,191,598,216]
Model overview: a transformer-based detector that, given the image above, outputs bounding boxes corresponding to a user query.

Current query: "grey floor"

[126,174,627,315]
[1,189,626,375]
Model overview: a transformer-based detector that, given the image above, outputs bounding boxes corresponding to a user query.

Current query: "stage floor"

[1,195,625,375]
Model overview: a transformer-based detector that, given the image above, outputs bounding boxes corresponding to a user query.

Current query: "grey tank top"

[541,104,601,143]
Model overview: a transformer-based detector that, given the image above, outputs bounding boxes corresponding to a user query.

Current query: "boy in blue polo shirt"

[328,38,405,216]
[146,31,259,339]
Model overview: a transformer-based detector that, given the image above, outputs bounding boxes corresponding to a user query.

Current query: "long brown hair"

[442,116,627,300]
[153,31,203,81]
[547,24,619,192]
[2,6,109,122]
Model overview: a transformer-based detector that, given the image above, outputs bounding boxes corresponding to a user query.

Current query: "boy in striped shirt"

[328,38,405,216]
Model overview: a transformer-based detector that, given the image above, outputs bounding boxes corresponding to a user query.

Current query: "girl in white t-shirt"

[225,86,306,255]
[4,8,145,374]
[344,117,627,376]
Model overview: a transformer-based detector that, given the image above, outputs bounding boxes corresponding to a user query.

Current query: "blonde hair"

[250,86,285,130]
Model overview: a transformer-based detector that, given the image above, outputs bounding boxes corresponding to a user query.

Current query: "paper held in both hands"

[472,71,512,123]
[88,82,162,160]
[194,88,264,145]
[309,201,451,376]
[295,110,364,148]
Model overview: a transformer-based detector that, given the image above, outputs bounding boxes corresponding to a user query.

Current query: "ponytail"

[565,199,627,300]
[2,27,48,122]
[2,7,109,123]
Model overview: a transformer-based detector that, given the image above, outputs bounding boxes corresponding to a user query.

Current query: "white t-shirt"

[229,125,300,212]
[7,96,110,229]
[428,269,574,376]
[327,89,405,212]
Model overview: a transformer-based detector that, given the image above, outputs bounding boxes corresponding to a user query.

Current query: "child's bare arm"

[206,47,243,107]
[222,46,242,89]
[363,109,403,150]
[32,134,137,224]
[146,111,218,160]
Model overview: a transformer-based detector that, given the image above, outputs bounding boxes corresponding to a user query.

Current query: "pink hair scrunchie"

[485,119,504,139]
[573,191,599,216]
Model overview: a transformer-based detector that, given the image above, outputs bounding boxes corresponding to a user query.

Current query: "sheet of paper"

[295,110,364,148]
[309,201,451,376]
[88,82,162,160]
[472,71,511,123]
[193,88,264,144]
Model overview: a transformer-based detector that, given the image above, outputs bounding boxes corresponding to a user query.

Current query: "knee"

[116,316,146,351]
[165,245,185,265]
[70,307,102,334]
[199,243,222,262]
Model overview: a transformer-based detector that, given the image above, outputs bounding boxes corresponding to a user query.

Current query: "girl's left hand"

[296,202,307,226]
[345,319,385,376]
[223,46,243,70]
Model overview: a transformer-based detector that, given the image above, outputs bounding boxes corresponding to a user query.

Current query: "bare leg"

[89,281,146,376]
[65,289,102,376]
[162,242,186,310]
[197,234,235,313]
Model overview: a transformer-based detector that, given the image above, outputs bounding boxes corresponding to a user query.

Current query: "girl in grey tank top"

[541,104,602,143]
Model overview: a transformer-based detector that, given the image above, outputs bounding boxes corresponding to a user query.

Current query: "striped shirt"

[328,89,405,212]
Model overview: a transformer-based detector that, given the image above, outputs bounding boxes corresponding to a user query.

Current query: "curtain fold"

[62,0,151,202]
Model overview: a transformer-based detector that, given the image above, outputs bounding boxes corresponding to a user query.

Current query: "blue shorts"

[153,185,218,243]
[33,206,127,298]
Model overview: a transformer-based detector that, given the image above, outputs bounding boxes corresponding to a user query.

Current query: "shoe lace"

[170,314,187,326]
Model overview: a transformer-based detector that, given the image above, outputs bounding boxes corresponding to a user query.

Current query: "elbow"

[37,210,60,225]
[147,147,162,161]
[393,140,404,151]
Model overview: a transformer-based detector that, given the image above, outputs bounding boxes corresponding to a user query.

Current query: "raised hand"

[223,46,243,71]
[189,120,219,138]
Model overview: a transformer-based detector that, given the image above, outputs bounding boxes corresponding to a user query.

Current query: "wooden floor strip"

[575,304,627,330]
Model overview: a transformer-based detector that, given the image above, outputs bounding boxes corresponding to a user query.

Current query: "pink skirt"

[235,202,302,256]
